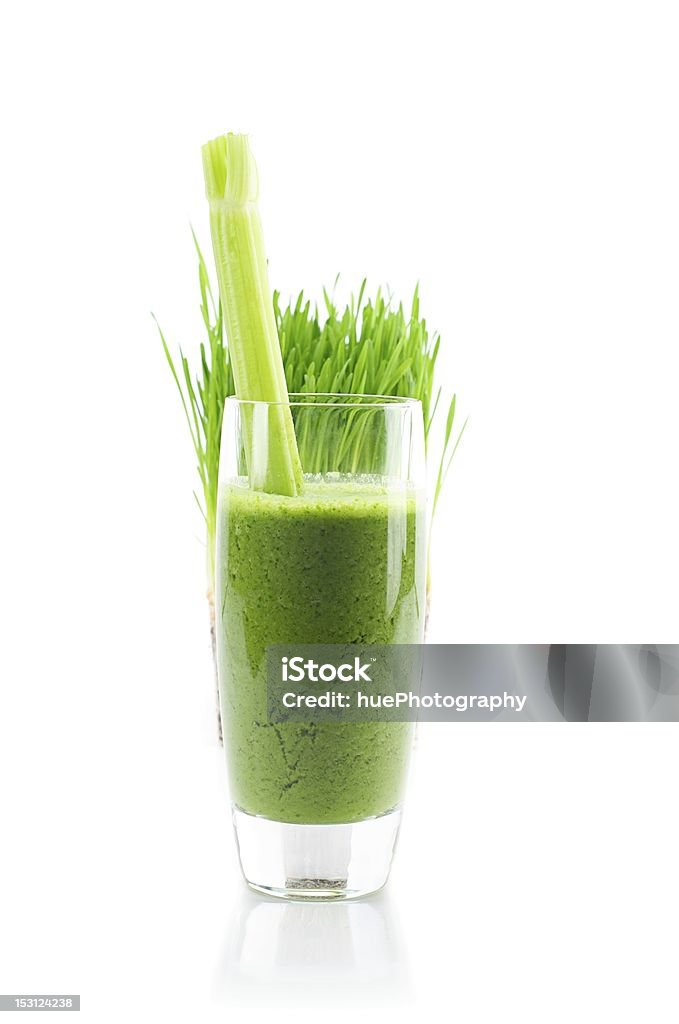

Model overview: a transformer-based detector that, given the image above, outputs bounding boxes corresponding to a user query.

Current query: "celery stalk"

[202,133,302,495]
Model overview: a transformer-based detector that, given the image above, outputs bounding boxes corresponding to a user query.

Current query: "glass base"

[232,806,402,901]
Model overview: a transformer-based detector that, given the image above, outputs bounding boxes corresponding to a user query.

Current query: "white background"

[1,1,678,1021]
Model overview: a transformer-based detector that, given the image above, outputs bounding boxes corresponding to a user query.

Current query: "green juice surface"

[216,477,426,824]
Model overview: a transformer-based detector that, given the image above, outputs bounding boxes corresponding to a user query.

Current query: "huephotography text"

[281,690,527,713]
[267,644,679,723]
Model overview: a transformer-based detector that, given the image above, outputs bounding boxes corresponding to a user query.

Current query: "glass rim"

[225,392,421,410]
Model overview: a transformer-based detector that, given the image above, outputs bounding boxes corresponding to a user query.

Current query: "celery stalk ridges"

[202,133,302,496]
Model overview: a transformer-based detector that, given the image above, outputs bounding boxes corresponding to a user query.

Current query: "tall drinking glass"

[216,395,426,899]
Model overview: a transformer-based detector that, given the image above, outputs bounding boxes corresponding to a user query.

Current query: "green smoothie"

[216,476,425,825]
